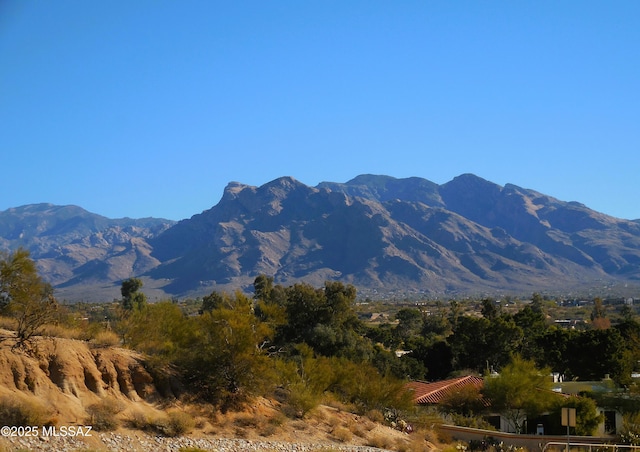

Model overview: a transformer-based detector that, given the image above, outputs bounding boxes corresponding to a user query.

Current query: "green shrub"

[450,414,497,430]
[283,382,322,418]
[620,412,640,445]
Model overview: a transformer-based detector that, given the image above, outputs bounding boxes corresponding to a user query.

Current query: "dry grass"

[395,434,437,452]
[126,409,150,430]
[39,323,85,340]
[86,398,125,431]
[345,418,370,438]
[291,419,310,431]
[327,414,342,428]
[0,394,54,426]
[331,426,353,442]
[434,425,453,444]
[90,330,121,347]
[233,412,263,428]
[366,433,395,450]
[365,409,385,423]
[0,334,438,451]
[0,316,17,331]
[151,410,195,437]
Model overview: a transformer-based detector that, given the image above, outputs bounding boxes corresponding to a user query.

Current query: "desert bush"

[281,382,322,418]
[268,412,287,427]
[395,435,436,452]
[345,418,368,438]
[435,426,453,444]
[37,323,83,340]
[177,293,275,410]
[407,410,445,431]
[441,445,464,452]
[86,398,124,431]
[311,407,328,423]
[327,414,342,428]
[275,345,412,418]
[166,411,194,435]
[323,396,351,412]
[90,330,121,347]
[126,409,150,430]
[234,426,248,438]
[0,395,52,426]
[332,426,353,442]
[152,410,195,437]
[365,409,385,423]
[233,412,262,428]
[259,422,278,437]
[450,414,497,430]
[366,433,394,449]
[422,427,442,447]
[291,420,309,431]
[0,249,60,344]
[125,301,193,363]
[619,412,640,445]
[83,321,108,339]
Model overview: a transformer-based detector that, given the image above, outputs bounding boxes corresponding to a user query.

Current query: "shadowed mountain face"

[0,204,175,301]
[2,175,640,301]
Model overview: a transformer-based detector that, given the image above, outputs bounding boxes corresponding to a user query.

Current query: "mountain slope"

[2,175,639,300]
[0,204,174,300]
[147,174,640,297]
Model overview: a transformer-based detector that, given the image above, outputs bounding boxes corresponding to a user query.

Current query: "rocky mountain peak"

[2,174,639,301]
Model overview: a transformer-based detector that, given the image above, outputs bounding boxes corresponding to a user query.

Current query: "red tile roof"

[406,375,484,405]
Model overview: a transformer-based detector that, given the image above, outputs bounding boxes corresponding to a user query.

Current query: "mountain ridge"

[2,174,639,301]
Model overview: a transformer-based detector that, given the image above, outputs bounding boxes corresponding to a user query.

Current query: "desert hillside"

[0,332,438,452]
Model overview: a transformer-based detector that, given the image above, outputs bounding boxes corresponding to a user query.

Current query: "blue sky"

[1,1,638,221]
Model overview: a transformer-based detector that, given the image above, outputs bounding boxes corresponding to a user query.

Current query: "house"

[408,374,624,436]
[551,376,622,436]
[407,375,484,405]
[407,375,519,432]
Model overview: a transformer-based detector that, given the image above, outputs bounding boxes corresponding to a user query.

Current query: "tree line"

[114,274,412,414]
[379,294,640,386]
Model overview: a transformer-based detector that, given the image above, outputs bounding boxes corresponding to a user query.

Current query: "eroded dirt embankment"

[0,332,173,423]
[0,333,432,452]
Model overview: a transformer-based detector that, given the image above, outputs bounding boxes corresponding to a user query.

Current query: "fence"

[542,442,640,452]
[438,424,618,452]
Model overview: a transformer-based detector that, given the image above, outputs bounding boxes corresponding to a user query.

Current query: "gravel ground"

[2,432,394,451]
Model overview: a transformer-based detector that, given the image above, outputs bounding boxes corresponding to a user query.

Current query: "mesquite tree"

[0,248,58,344]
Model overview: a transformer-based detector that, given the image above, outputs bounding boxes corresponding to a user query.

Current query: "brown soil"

[0,331,440,451]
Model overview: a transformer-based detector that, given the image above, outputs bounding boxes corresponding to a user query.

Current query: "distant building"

[406,375,484,405]
[408,374,623,435]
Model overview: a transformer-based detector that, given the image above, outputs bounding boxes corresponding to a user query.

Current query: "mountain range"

[2,174,639,302]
